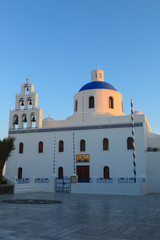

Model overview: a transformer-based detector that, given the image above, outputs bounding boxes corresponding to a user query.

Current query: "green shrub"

[2,179,7,185]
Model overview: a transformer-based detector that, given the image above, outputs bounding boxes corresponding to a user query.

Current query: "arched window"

[103,138,109,151]
[39,141,43,153]
[75,100,78,112]
[19,142,23,154]
[109,96,114,109]
[59,140,64,152]
[89,96,94,108]
[127,137,133,150]
[18,167,23,179]
[58,167,63,179]
[80,139,85,152]
[104,166,109,179]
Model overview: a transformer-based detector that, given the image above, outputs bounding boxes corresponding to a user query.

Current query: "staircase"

[17,183,39,193]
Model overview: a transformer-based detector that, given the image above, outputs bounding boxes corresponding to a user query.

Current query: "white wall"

[73,89,123,117]
[147,152,160,193]
[71,178,144,195]
[6,123,146,181]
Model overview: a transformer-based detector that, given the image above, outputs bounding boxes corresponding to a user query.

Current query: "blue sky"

[0,0,160,140]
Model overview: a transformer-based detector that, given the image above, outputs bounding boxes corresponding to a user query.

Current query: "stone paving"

[0,192,160,240]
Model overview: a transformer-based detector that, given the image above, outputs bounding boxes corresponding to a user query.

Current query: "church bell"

[14,117,18,125]
[31,115,36,122]
[21,100,24,106]
[29,99,32,105]
[23,116,27,122]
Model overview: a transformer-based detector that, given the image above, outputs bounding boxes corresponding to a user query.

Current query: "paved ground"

[0,192,160,240]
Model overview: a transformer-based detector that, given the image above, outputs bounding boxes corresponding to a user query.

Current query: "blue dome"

[79,81,117,92]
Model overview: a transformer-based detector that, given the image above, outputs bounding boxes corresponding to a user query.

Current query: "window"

[104,166,109,178]
[80,139,85,152]
[89,96,94,108]
[122,101,123,112]
[109,96,114,109]
[75,100,78,112]
[59,140,64,152]
[127,137,133,150]
[95,73,97,78]
[18,167,23,179]
[19,142,23,154]
[103,138,109,151]
[39,141,43,153]
[58,167,63,179]
[99,73,102,78]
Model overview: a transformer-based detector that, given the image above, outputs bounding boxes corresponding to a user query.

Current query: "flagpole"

[131,99,136,183]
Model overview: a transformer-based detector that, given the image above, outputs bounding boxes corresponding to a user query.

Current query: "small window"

[109,96,114,109]
[80,139,85,152]
[95,73,97,78]
[59,140,64,152]
[127,137,133,150]
[19,142,24,154]
[58,167,63,179]
[103,138,109,151]
[39,141,43,153]
[89,96,94,108]
[18,167,23,179]
[75,100,78,112]
[99,73,102,78]
[104,166,109,178]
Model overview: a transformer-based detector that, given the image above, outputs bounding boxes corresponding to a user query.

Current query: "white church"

[5,68,160,195]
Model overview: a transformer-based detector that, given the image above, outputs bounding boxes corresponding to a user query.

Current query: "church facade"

[5,68,160,195]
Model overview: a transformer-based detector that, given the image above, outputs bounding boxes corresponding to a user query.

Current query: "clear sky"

[0,0,160,140]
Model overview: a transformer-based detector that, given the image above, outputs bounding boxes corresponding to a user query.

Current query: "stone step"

[17,184,38,193]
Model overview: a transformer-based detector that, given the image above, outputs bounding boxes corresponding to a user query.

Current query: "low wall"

[71,177,146,195]
[3,175,17,193]
[0,185,14,194]
[33,176,56,192]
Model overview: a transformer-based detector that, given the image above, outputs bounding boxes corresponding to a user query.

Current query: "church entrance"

[77,166,89,182]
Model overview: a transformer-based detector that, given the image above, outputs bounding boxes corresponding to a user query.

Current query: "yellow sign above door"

[76,154,90,162]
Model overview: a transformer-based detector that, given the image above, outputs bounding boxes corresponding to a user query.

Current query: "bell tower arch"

[9,78,43,130]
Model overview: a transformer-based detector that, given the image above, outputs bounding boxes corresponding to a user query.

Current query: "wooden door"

[77,166,89,182]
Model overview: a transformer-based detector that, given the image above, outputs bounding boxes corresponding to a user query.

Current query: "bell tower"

[9,78,43,130]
